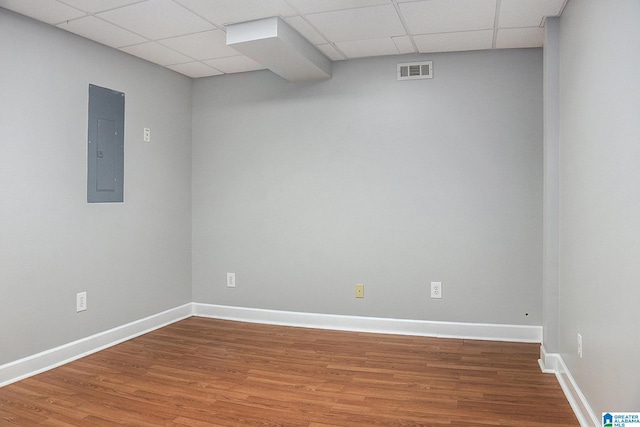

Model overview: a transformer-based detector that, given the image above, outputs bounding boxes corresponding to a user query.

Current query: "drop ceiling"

[0,0,567,79]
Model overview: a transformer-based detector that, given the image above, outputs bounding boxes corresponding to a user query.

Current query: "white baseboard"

[0,303,193,388]
[1,302,598,426]
[538,344,559,373]
[192,303,543,343]
[0,303,543,390]
[538,345,599,427]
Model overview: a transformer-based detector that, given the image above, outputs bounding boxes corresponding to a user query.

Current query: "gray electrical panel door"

[88,84,124,203]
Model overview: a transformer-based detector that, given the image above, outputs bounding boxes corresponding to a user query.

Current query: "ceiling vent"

[397,61,433,81]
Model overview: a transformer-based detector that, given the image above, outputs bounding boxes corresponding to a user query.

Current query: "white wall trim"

[0,302,599,427]
[538,345,599,427]
[0,303,544,391]
[193,303,543,343]
[538,344,559,373]
[0,303,193,388]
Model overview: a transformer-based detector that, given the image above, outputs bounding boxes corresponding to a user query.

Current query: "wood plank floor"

[0,317,578,426]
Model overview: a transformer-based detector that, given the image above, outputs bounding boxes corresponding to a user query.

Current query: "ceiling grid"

[0,0,568,78]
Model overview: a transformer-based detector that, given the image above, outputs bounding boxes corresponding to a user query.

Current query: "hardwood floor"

[0,317,578,426]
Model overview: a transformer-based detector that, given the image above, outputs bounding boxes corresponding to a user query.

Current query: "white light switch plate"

[76,292,87,312]
[227,273,236,288]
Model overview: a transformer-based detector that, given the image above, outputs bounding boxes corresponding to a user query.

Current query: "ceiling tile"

[98,0,214,40]
[174,0,296,27]
[399,0,496,35]
[57,0,142,14]
[306,4,405,42]
[204,55,265,74]
[316,43,345,61]
[159,30,238,60]
[414,30,494,53]
[284,16,326,45]
[336,37,399,59]
[0,0,85,24]
[499,0,564,28]
[286,0,391,15]
[3,0,569,79]
[120,41,193,65]
[56,16,146,48]
[392,36,415,54]
[496,27,544,49]
[167,61,223,78]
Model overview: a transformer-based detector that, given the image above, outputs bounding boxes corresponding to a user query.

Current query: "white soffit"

[316,44,344,62]
[226,16,332,82]
[204,56,265,74]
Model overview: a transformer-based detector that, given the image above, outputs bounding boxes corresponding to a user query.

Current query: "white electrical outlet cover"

[430,282,442,299]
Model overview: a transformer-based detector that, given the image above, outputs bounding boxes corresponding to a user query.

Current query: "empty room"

[1,0,638,425]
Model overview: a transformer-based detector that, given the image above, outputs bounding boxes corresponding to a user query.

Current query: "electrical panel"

[87,84,124,203]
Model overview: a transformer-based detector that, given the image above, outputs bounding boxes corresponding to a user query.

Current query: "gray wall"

[0,10,192,365]
[4,1,638,417]
[542,17,560,353]
[557,0,640,415]
[0,7,545,371]
[192,50,543,325]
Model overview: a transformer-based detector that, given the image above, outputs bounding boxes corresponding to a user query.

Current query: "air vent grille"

[397,61,433,81]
